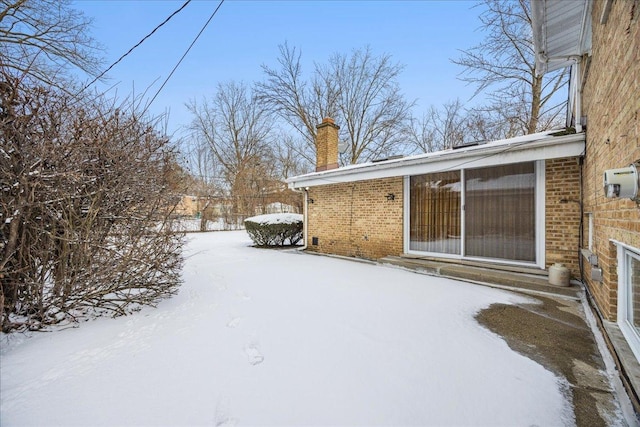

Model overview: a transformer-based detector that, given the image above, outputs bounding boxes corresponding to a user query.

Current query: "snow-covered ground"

[1,231,576,426]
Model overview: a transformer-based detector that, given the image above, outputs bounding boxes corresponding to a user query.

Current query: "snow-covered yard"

[1,231,575,426]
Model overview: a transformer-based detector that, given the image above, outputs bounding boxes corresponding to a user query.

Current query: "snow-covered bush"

[244,214,303,246]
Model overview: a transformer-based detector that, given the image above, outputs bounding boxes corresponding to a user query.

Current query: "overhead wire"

[78,0,193,96]
[142,0,225,116]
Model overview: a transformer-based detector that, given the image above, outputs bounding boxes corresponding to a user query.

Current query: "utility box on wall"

[603,163,639,200]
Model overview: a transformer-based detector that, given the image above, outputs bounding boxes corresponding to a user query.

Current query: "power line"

[142,0,225,116]
[78,0,192,96]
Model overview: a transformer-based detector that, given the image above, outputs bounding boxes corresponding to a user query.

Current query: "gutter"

[531,0,548,75]
[287,131,586,189]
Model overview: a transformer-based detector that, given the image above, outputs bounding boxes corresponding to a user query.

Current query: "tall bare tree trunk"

[528,75,543,134]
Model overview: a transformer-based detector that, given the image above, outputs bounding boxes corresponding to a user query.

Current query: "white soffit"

[287,132,585,188]
[532,0,591,74]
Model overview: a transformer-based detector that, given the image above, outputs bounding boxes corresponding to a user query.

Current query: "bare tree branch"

[0,0,103,89]
[256,44,413,165]
[452,0,567,134]
[187,82,278,217]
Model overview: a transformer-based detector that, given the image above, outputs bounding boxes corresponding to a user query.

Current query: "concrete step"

[379,255,582,299]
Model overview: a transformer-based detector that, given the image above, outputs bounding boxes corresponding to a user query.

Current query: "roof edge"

[287,131,585,188]
[532,0,592,76]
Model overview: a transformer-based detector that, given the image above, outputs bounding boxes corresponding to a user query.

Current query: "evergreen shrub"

[244,214,303,246]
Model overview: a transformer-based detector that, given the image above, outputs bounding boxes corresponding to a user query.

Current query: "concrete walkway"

[379,256,639,426]
[379,255,582,298]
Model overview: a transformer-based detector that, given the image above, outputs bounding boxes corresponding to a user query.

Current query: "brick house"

[531,0,640,397]
[287,0,639,399]
[289,116,585,272]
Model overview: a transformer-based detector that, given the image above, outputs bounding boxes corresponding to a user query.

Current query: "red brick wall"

[581,0,640,321]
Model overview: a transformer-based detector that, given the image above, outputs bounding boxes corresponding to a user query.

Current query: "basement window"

[616,241,640,361]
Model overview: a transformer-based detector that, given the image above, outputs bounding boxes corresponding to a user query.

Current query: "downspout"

[567,58,584,132]
[574,60,582,133]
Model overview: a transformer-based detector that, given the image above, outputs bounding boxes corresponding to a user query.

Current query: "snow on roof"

[287,130,585,188]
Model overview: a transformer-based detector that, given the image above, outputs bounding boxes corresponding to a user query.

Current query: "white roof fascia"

[531,0,591,76]
[287,132,585,188]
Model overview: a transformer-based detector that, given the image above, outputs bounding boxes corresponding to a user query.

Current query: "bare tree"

[409,99,472,153]
[257,44,413,165]
[452,0,567,134]
[0,72,184,331]
[255,43,334,166]
[0,0,103,88]
[273,134,312,179]
[187,81,275,218]
[432,99,467,149]
[461,105,522,142]
[328,47,414,162]
[182,136,224,231]
[406,113,439,154]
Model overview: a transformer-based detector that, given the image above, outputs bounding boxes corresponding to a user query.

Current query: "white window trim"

[403,160,545,269]
[613,239,640,361]
[587,213,594,251]
[536,160,546,269]
[461,169,467,258]
[403,175,410,254]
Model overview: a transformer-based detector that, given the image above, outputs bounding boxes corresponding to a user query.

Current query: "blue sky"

[74,0,488,136]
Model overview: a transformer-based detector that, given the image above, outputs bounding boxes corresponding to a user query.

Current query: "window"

[588,213,594,252]
[617,243,640,361]
[408,161,537,264]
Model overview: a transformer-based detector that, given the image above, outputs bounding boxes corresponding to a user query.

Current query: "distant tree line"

[183,0,569,220]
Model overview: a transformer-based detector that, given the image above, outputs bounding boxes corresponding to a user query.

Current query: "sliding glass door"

[464,163,536,262]
[409,161,537,264]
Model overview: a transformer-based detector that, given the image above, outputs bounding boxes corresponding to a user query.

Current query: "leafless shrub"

[0,71,184,332]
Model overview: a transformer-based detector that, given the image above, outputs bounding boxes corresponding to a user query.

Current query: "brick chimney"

[315,117,340,172]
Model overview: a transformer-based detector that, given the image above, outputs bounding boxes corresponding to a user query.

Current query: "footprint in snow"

[236,291,251,301]
[226,317,241,328]
[244,344,264,365]
[214,396,237,427]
